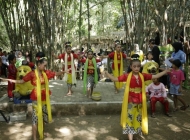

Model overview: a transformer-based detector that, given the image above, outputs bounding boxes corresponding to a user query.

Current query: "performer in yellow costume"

[0,52,69,140]
[107,40,130,93]
[103,58,171,140]
[53,42,79,96]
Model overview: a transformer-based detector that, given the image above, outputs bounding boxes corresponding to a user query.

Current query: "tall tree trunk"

[79,0,83,44]
[87,0,91,49]
[120,0,130,49]
[101,4,104,33]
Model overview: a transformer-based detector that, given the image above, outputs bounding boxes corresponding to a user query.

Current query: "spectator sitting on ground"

[146,78,172,118]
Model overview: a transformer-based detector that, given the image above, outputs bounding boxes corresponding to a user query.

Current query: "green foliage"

[1,0,190,53]
[159,44,174,57]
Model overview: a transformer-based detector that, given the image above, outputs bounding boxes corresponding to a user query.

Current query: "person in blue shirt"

[169,42,186,68]
[167,42,186,91]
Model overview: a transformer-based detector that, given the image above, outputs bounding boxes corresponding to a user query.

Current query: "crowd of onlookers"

[0,36,190,112]
[0,48,33,77]
[73,37,190,117]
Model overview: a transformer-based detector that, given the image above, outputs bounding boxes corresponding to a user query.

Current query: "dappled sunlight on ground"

[64,117,75,124]
[104,136,119,140]
[52,125,110,139]
[1,113,190,139]
[50,81,64,86]
[41,116,120,140]
[183,122,190,129]
[167,124,182,132]
[1,122,32,140]
[78,120,88,125]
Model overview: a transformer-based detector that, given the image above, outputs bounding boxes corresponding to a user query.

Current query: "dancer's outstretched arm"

[0,77,24,84]
[103,71,118,82]
[152,68,171,79]
[55,68,71,76]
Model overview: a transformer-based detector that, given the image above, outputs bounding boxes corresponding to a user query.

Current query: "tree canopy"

[0,0,190,61]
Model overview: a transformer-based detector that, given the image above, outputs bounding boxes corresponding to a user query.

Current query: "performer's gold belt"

[129,88,142,93]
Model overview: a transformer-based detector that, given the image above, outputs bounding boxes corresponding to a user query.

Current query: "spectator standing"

[168,59,189,111]
[149,39,161,66]
[1,51,9,77]
[169,42,186,69]
[0,48,3,56]
[7,54,17,102]
[155,32,160,46]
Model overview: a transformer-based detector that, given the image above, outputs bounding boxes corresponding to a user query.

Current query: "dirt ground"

[0,90,190,140]
[0,110,190,140]
[1,77,190,140]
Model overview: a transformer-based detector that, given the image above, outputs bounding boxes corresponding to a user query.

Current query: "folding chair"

[0,109,10,123]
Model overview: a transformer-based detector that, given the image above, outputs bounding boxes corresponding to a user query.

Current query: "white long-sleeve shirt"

[1,55,9,66]
[141,59,155,66]
[146,82,167,98]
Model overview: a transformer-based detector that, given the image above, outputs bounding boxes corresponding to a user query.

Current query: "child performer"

[107,40,130,93]
[104,58,171,140]
[53,42,79,96]
[168,59,189,111]
[7,54,17,102]
[0,52,69,140]
[146,78,172,118]
[80,49,101,98]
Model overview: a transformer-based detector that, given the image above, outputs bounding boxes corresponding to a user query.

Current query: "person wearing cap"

[53,42,80,96]
[149,39,160,66]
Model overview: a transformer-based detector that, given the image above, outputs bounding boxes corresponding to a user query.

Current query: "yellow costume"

[120,72,149,134]
[13,65,34,97]
[142,62,159,87]
[131,50,144,62]
[34,70,52,140]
